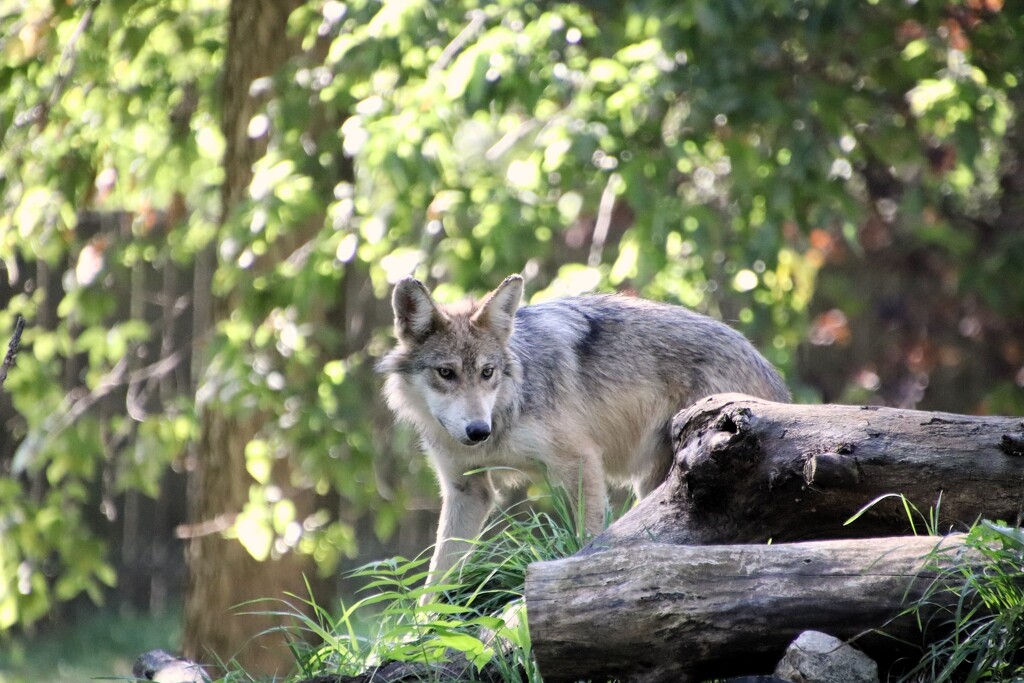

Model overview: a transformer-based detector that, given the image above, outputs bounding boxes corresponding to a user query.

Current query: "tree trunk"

[596,393,1024,550]
[182,1,307,676]
[527,534,972,683]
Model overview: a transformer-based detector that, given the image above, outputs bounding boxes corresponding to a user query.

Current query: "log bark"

[527,535,972,683]
[596,393,1024,550]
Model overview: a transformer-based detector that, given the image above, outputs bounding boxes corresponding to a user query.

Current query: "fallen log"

[527,534,971,683]
[596,394,1024,549]
[526,396,1024,680]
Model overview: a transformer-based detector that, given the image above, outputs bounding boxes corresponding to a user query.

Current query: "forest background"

[0,0,1022,678]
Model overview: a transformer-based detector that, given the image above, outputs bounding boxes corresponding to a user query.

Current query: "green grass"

[846,494,1024,680]
[899,520,1024,682]
[265,488,600,683]
[0,605,182,683]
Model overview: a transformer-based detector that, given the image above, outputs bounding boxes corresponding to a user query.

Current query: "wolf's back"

[508,294,789,411]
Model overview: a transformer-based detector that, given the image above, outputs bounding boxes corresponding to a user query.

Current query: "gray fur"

[379,274,789,585]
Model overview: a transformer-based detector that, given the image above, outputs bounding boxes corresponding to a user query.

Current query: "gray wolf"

[378,274,789,582]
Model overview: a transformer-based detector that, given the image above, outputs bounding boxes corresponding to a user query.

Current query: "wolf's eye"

[437,367,456,380]
[481,366,494,380]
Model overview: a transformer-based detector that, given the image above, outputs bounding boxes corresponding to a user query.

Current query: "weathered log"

[527,534,971,683]
[597,394,1024,549]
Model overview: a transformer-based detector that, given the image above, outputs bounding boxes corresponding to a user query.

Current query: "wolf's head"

[379,274,523,447]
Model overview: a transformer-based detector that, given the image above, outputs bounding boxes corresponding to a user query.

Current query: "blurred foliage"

[1,0,1022,632]
[0,0,224,630]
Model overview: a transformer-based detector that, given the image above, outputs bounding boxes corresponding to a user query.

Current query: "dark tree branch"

[0,315,25,389]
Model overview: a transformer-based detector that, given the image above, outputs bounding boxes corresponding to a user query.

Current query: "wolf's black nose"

[465,421,491,443]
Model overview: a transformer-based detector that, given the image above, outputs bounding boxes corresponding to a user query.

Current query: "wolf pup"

[378,274,789,582]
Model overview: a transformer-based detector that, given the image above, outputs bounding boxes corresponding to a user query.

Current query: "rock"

[774,631,879,683]
[132,649,210,683]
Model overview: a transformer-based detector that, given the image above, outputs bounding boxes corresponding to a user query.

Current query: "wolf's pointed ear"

[392,277,446,343]
[472,274,523,341]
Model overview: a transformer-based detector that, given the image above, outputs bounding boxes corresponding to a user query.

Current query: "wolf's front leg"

[427,470,494,588]
[552,446,607,537]
[579,449,607,536]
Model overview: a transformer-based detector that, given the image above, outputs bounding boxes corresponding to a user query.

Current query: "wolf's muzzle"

[465,420,491,443]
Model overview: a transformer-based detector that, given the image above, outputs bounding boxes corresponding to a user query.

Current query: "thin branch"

[430,9,486,72]
[126,350,185,421]
[11,348,189,473]
[588,173,621,267]
[485,119,539,162]
[49,0,100,109]
[175,512,237,540]
[0,315,25,388]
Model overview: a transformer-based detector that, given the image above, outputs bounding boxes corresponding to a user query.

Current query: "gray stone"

[774,631,880,683]
[132,649,210,683]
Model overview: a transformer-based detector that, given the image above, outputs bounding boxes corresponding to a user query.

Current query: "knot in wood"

[678,406,761,510]
[802,450,861,488]
[1000,433,1024,458]
[712,407,752,437]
